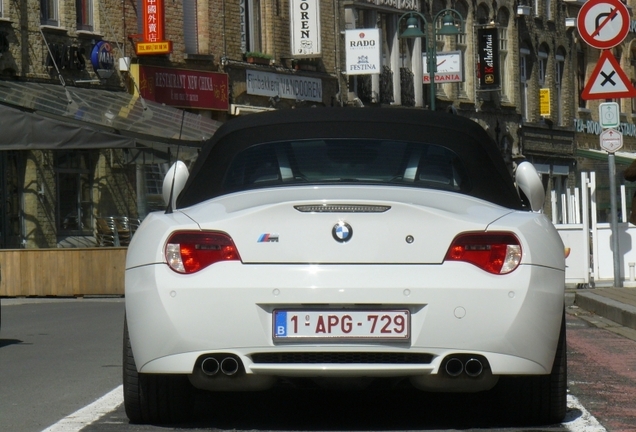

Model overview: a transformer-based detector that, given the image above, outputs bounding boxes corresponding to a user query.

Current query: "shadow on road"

[164,386,569,430]
[0,338,23,348]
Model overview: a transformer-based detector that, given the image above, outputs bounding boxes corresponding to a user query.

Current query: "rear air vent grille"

[251,352,433,364]
[294,204,391,213]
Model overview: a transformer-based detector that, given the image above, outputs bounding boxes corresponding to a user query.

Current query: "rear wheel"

[498,310,567,425]
[123,316,194,424]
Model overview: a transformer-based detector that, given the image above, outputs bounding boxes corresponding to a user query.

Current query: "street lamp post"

[398,10,464,111]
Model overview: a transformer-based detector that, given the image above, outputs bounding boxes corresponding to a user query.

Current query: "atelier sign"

[46,44,86,70]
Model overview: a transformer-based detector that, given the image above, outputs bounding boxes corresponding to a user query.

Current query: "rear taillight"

[444,232,521,274]
[165,231,240,274]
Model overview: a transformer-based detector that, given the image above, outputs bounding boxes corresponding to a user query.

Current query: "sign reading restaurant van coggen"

[477,27,500,89]
[138,65,229,110]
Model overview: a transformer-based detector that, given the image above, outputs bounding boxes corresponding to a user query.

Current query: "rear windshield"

[223,139,470,194]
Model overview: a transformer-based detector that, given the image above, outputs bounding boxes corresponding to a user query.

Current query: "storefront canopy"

[576,148,636,166]
[0,80,222,150]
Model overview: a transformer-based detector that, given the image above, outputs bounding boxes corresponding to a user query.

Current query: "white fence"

[555,172,636,287]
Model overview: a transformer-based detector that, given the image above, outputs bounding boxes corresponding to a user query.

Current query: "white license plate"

[273,310,410,341]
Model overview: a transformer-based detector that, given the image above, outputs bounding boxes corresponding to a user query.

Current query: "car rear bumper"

[125,261,565,380]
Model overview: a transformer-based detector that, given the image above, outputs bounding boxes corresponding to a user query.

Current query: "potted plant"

[245,52,273,65]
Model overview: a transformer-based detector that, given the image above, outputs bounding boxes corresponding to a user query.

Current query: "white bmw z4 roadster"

[123,107,566,425]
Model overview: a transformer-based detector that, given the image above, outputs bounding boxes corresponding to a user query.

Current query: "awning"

[0,80,222,150]
[576,148,636,165]
[0,103,134,149]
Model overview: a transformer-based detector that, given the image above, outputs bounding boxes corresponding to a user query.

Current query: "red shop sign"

[142,0,165,43]
[138,65,229,111]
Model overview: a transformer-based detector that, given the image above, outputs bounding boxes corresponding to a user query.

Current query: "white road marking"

[39,387,606,431]
[41,385,123,432]
[564,394,607,431]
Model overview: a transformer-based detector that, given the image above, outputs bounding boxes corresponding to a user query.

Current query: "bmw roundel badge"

[332,221,353,243]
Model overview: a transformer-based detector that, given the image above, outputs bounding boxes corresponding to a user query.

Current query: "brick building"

[3,0,636,249]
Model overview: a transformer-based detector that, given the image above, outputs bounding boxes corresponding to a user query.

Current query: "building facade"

[2,0,636,250]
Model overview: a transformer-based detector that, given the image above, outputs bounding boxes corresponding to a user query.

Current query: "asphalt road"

[2,298,634,431]
[0,298,124,432]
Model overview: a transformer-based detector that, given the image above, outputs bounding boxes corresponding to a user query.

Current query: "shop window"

[577,45,587,109]
[556,52,565,125]
[76,0,93,31]
[498,24,509,101]
[0,151,24,249]
[538,47,548,87]
[184,0,198,54]
[40,0,58,26]
[56,151,94,235]
[240,0,262,54]
[520,48,530,122]
[453,1,469,99]
[144,163,169,213]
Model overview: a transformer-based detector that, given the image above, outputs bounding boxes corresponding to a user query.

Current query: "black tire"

[498,310,567,425]
[123,316,194,424]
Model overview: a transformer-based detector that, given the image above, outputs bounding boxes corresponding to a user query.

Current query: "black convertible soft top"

[176,107,523,210]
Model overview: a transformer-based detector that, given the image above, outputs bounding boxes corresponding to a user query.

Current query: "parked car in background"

[123,108,566,425]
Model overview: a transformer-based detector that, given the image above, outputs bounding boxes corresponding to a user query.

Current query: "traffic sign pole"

[578,0,630,287]
[608,153,623,286]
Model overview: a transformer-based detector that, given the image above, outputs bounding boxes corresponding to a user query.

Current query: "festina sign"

[345,29,381,75]
[477,27,500,89]
[290,0,321,57]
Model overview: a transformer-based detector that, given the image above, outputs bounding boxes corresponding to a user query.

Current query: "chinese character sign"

[143,0,165,43]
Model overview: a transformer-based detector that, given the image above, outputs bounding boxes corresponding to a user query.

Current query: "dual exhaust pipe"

[444,356,484,377]
[201,356,241,376]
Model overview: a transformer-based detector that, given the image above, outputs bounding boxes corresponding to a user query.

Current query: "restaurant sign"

[137,65,229,110]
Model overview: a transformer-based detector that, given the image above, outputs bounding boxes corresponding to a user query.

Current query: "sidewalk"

[568,287,636,331]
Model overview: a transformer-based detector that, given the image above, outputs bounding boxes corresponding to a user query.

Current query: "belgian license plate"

[273,310,410,341]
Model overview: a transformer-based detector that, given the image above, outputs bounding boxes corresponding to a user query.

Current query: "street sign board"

[581,50,636,100]
[599,102,620,128]
[577,0,630,49]
[600,128,623,153]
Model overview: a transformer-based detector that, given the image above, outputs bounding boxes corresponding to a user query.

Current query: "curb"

[574,291,636,331]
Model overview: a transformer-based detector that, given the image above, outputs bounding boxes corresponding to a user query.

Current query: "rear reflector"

[165,231,240,274]
[444,232,521,274]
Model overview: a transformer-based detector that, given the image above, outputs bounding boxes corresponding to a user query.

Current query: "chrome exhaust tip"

[464,358,483,377]
[201,357,220,376]
[445,357,464,377]
[220,357,240,376]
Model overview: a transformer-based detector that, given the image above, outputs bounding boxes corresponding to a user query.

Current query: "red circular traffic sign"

[577,0,630,49]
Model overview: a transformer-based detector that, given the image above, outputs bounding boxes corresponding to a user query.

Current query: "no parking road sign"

[577,0,630,49]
